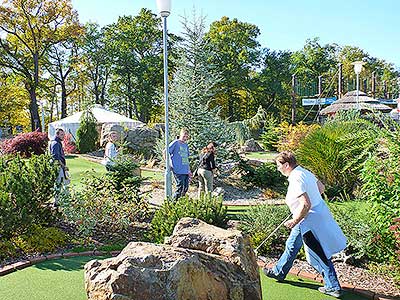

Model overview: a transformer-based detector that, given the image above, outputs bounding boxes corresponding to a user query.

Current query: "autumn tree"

[0,0,81,131]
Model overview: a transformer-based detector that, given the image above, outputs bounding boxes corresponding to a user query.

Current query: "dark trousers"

[173,173,189,200]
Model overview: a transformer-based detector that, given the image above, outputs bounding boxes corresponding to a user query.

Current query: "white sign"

[302,97,337,106]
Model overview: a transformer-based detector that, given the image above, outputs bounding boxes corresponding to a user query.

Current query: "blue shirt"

[168,139,190,174]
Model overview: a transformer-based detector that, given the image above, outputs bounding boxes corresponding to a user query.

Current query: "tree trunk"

[28,87,40,131]
[61,81,67,118]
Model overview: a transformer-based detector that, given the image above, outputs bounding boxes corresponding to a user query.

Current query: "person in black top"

[197,142,217,197]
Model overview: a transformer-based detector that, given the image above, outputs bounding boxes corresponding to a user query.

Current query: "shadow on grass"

[34,256,109,272]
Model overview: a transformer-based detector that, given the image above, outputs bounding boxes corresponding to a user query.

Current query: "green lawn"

[0,256,368,300]
[66,156,164,188]
[245,151,278,161]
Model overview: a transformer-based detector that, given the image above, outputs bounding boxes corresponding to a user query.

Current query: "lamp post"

[156,0,172,198]
[352,61,365,111]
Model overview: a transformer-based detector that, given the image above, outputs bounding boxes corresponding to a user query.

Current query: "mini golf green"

[0,256,368,300]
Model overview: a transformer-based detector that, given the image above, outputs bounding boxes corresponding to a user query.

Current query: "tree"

[106,9,177,122]
[0,0,81,131]
[81,23,111,106]
[168,13,236,160]
[205,16,261,121]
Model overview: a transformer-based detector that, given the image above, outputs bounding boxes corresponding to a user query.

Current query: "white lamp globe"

[156,0,171,17]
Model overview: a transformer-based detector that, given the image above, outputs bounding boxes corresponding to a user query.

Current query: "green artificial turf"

[66,156,106,188]
[0,256,368,300]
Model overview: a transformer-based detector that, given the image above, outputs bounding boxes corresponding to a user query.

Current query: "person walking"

[197,142,217,197]
[263,151,347,298]
[168,128,192,200]
[102,131,119,171]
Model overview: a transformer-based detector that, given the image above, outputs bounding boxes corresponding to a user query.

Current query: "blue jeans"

[273,224,341,291]
[173,173,189,200]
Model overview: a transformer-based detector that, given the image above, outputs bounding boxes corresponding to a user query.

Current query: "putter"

[254,213,292,257]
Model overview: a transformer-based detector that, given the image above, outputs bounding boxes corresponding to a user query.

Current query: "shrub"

[259,115,279,151]
[237,160,287,192]
[149,194,227,243]
[0,239,17,260]
[76,109,99,153]
[0,131,48,157]
[0,155,59,239]
[276,121,319,152]
[389,217,400,262]
[238,204,290,256]
[59,156,148,238]
[328,199,373,261]
[12,225,67,254]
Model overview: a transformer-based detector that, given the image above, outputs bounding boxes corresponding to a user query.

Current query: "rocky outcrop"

[125,126,159,155]
[85,218,261,300]
[240,139,264,152]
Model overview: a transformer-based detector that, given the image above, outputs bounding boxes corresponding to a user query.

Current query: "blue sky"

[71,0,400,68]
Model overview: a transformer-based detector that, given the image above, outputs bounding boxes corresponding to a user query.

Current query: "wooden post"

[363,79,367,94]
[318,75,323,96]
[291,74,297,125]
[338,63,343,99]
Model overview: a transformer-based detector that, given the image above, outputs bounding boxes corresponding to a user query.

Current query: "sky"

[71,0,400,68]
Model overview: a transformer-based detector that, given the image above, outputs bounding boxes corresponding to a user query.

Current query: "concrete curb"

[258,261,399,300]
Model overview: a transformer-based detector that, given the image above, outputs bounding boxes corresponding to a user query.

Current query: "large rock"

[85,219,261,300]
[125,126,159,155]
[240,139,264,153]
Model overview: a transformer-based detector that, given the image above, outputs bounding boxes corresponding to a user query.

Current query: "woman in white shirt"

[102,131,119,171]
[263,151,346,298]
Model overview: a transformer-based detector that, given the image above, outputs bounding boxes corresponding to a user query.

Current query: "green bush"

[238,160,287,192]
[12,225,68,254]
[76,109,99,154]
[238,204,290,256]
[59,157,149,238]
[260,115,279,151]
[0,155,59,239]
[360,139,400,262]
[149,194,227,243]
[0,239,17,260]
[329,199,373,260]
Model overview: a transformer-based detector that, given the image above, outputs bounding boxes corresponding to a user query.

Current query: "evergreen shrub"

[0,131,48,157]
[149,194,227,243]
[76,110,99,153]
[0,155,59,239]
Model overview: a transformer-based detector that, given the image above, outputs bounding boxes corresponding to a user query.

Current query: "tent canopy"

[48,105,144,139]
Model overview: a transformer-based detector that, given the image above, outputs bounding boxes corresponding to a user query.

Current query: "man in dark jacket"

[49,128,68,185]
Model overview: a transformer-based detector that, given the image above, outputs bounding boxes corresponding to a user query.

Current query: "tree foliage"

[76,108,98,153]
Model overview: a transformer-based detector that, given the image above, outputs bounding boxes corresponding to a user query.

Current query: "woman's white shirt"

[102,142,118,165]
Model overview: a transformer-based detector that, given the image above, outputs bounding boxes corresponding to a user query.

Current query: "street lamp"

[352,61,365,111]
[156,0,172,198]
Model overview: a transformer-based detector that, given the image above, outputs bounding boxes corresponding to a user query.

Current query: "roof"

[320,90,392,115]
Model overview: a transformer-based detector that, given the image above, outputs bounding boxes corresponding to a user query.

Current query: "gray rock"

[125,126,160,155]
[241,139,264,152]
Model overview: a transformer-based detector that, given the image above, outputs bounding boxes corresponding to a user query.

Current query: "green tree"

[76,109,98,153]
[0,0,81,131]
[105,9,165,122]
[205,16,261,121]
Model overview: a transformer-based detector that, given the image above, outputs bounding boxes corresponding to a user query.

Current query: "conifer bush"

[76,109,99,153]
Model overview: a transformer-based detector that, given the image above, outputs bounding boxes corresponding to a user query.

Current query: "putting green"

[0,256,368,300]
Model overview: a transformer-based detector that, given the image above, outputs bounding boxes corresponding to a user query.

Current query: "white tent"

[48,104,144,139]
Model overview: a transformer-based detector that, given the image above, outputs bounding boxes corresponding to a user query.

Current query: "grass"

[66,156,164,188]
[244,151,278,161]
[0,256,368,300]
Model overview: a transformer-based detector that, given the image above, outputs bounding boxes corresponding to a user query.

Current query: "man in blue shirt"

[169,128,192,200]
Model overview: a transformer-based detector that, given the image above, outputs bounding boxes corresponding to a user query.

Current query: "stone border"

[258,261,398,300]
[0,251,396,300]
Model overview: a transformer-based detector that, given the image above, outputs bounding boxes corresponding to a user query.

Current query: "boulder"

[125,126,159,155]
[85,218,261,300]
[240,139,264,153]
[100,124,126,146]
